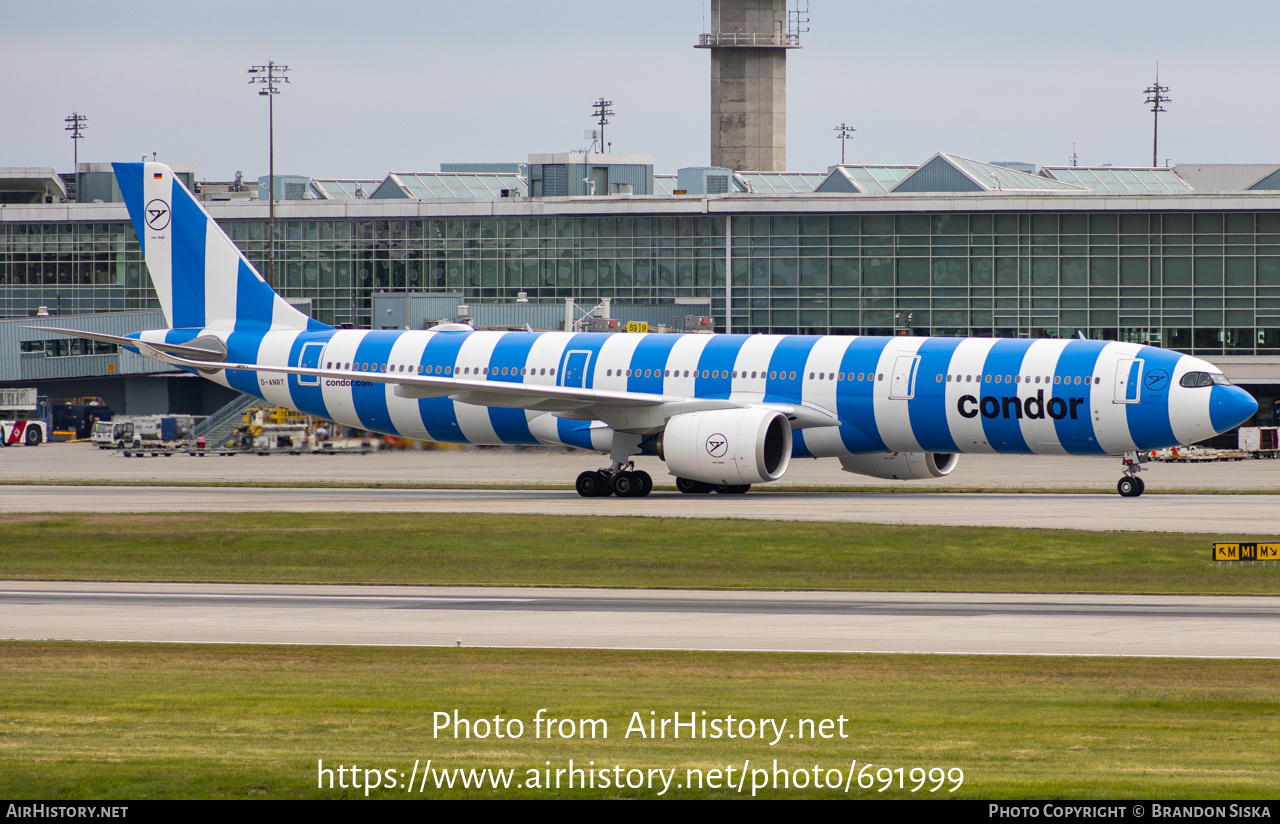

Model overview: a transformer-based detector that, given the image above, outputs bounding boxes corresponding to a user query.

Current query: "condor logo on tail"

[957,390,1086,421]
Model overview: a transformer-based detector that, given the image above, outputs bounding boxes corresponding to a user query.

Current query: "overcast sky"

[4,1,1277,180]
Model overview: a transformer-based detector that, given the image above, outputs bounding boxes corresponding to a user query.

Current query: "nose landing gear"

[1117,450,1148,497]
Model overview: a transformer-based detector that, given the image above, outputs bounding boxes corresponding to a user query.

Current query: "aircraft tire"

[576,471,604,497]
[676,477,713,494]
[1117,477,1143,497]
[714,484,751,495]
[635,471,653,497]
[610,471,637,497]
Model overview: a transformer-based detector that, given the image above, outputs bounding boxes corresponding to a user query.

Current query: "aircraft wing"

[135,347,841,428]
[29,325,842,429]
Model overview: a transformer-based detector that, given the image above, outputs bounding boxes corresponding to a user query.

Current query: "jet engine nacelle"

[839,451,959,481]
[658,407,792,485]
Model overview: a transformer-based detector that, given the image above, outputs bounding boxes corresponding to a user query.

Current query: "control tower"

[696,0,804,172]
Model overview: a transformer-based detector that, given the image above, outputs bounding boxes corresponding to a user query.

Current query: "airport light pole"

[834,122,856,164]
[591,98,614,153]
[65,112,87,201]
[247,61,290,287]
[1143,68,1170,167]
[64,112,87,172]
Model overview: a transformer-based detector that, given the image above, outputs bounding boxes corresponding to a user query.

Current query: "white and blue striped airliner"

[41,163,1258,497]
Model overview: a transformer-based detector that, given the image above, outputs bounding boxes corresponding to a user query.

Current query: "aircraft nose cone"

[1210,385,1258,434]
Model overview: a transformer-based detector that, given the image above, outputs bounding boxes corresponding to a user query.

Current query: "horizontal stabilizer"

[24,326,228,362]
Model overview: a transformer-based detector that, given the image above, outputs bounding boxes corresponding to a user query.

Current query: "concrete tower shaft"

[697,0,801,172]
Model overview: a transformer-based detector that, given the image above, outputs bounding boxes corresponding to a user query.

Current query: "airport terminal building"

[3,155,1280,426]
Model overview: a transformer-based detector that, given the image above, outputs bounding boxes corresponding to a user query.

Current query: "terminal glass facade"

[3,206,1280,356]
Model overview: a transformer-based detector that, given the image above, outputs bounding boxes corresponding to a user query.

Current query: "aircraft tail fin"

[112,162,330,333]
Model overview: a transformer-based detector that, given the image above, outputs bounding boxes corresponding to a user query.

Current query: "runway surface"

[1,484,1275,533]
[5,442,1280,491]
[4,581,1276,657]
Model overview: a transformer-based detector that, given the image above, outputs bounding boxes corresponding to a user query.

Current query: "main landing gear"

[575,432,654,497]
[576,464,653,498]
[1117,450,1148,498]
[571,432,752,498]
[675,477,751,495]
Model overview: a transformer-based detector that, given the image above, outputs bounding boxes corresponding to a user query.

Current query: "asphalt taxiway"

[3,442,1279,491]
[1,484,1275,534]
[3,444,1275,658]
[4,581,1277,657]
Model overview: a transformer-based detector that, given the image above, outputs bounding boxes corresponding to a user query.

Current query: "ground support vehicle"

[1239,426,1280,458]
[0,389,51,447]
[92,416,194,448]
[1153,445,1248,462]
[51,397,114,440]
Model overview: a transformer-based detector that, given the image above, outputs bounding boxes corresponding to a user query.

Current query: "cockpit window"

[1180,371,1231,388]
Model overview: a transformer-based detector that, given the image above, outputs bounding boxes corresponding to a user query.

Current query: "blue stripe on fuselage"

[791,428,813,459]
[163,328,202,345]
[557,333,611,388]
[557,418,596,450]
[349,331,401,435]
[979,339,1034,453]
[627,334,681,394]
[764,336,818,404]
[416,331,470,443]
[908,337,962,453]
[1052,339,1107,454]
[1126,346,1179,450]
[286,331,335,421]
[836,337,888,452]
[224,331,267,398]
[764,336,820,457]
[695,334,751,398]
[486,332,541,445]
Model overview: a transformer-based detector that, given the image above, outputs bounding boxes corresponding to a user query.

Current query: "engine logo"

[705,433,728,457]
[145,199,171,231]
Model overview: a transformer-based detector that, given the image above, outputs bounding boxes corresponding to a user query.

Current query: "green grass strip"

[2,513,1277,594]
[1,643,1276,799]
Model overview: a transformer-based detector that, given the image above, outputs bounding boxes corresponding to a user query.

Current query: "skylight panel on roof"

[1133,170,1161,187]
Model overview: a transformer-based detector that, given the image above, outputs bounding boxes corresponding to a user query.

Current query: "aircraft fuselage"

[133,326,1247,459]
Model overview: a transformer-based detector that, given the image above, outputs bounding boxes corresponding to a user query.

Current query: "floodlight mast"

[1143,66,1170,168]
[247,61,291,288]
[834,122,856,164]
[591,98,614,152]
[64,112,87,177]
